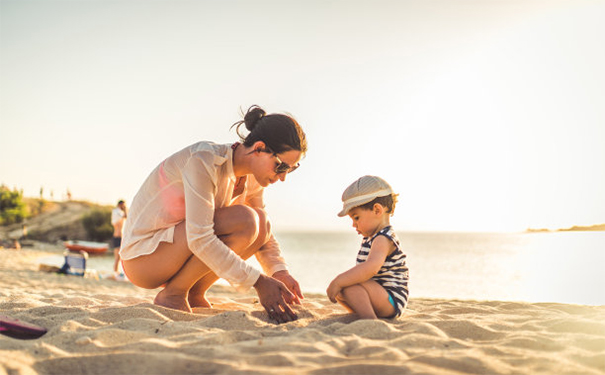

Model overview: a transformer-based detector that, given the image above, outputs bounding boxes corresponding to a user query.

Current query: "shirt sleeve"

[255,235,288,276]
[182,151,261,291]
[245,179,289,276]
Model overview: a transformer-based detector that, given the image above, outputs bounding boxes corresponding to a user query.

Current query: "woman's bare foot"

[188,274,217,308]
[154,289,192,312]
[188,292,212,308]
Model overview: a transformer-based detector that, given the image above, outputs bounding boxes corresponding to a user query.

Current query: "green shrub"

[0,185,28,225]
[81,208,113,241]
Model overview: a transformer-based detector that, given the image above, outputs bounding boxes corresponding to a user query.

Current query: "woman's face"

[253,149,302,187]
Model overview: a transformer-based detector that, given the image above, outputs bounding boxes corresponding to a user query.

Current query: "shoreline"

[2,247,605,375]
[21,243,605,307]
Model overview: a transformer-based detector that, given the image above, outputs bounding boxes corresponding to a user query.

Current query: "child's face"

[347,206,384,238]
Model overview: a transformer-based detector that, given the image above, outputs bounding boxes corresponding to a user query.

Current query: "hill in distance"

[526,223,605,233]
[0,200,112,244]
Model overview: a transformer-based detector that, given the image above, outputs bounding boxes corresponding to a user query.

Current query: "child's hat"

[338,175,394,217]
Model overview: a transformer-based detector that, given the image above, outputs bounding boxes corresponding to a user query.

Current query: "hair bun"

[243,105,266,131]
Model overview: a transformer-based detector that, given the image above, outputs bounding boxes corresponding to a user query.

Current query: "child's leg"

[359,280,396,318]
[338,280,395,319]
[338,284,377,319]
[122,205,265,312]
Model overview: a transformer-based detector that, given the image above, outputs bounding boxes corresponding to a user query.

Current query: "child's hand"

[326,279,342,303]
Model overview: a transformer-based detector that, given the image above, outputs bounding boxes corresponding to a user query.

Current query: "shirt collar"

[225,142,240,182]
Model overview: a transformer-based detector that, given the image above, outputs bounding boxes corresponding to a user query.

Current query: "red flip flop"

[0,314,47,339]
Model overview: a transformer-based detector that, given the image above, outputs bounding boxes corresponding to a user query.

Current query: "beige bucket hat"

[337,175,394,217]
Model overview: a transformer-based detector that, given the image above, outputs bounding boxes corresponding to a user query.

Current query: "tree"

[81,208,113,241]
[0,185,28,225]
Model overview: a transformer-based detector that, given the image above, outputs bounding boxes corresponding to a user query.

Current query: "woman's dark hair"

[358,194,399,216]
[231,105,307,155]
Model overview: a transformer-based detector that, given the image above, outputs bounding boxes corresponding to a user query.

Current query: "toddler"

[327,175,409,319]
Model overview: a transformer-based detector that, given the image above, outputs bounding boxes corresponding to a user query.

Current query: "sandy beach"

[1,247,604,375]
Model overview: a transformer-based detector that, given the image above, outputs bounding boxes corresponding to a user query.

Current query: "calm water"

[84,231,605,305]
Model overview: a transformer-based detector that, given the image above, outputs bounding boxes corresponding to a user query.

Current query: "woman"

[121,105,307,323]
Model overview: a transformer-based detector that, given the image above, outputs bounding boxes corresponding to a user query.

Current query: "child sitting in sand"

[327,175,409,319]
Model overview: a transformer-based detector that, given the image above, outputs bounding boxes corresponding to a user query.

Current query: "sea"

[79,231,605,306]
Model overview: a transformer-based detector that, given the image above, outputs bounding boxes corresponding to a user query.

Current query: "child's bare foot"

[154,289,192,312]
[188,293,212,308]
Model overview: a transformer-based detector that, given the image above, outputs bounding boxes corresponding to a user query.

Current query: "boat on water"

[64,240,108,254]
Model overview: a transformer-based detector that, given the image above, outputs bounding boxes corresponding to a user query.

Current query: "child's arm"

[327,236,395,302]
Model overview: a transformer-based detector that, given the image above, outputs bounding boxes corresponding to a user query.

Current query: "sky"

[1,0,604,233]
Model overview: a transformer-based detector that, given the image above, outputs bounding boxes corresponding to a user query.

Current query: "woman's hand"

[272,270,303,305]
[253,274,298,323]
[326,278,342,303]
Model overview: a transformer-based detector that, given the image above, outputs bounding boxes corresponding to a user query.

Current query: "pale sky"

[1,0,604,232]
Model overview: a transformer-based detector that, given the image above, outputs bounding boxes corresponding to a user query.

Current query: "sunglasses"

[273,153,300,174]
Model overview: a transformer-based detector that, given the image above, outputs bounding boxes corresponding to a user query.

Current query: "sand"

[1,247,604,375]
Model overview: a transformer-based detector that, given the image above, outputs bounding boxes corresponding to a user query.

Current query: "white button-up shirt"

[120,141,287,290]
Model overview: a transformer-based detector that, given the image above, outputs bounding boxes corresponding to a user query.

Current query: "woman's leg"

[187,208,272,308]
[122,205,269,312]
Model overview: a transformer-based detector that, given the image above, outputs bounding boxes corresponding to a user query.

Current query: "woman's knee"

[215,205,260,244]
[238,206,262,241]
[214,204,257,230]
[253,208,272,244]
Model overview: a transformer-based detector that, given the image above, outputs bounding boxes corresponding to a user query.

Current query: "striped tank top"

[356,225,409,317]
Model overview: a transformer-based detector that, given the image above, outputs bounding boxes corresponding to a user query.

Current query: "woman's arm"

[255,236,287,273]
[245,179,302,302]
[182,151,260,290]
[245,180,289,275]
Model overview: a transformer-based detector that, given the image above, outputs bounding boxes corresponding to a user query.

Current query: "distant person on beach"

[120,105,306,323]
[327,175,409,319]
[111,200,127,275]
